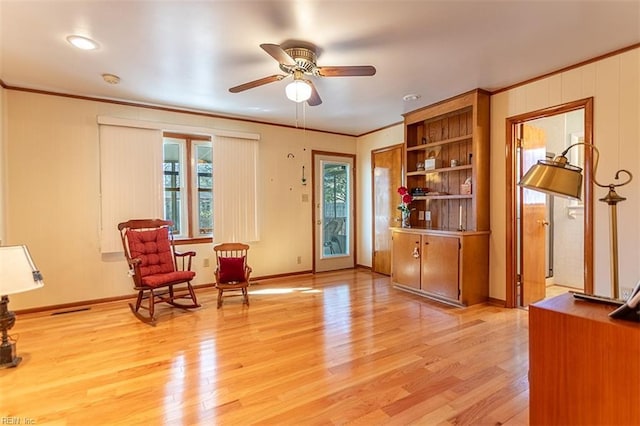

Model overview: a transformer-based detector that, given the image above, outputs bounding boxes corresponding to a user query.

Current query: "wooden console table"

[529,293,640,425]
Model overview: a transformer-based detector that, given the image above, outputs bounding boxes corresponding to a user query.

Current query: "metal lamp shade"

[519,159,583,200]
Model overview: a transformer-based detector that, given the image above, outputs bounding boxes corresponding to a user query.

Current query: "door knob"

[538,220,550,226]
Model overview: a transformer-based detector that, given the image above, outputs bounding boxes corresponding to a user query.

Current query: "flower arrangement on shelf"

[397,186,413,227]
[397,186,413,213]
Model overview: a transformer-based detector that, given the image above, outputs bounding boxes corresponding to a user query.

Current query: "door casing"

[312,150,356,273]
[505,98,594,308]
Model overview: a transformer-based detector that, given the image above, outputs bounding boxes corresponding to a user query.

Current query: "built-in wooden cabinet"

[391,89,490,306]
[391,231,421,290]
[392,228,489,306]
[421,234,459,300]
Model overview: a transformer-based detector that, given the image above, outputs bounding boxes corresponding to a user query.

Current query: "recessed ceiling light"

[66,35,99,50]
[102,73,120,84]
[403,93,421,102]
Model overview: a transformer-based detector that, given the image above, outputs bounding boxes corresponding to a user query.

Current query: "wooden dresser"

[529,293,640,425]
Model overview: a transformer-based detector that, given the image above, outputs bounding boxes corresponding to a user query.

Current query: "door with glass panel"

[313,153,355,272]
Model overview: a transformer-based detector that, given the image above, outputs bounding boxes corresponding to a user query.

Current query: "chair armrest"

[174,250,196,271]
[127,257,143,286]
[128,257,142,266]
[245,265,253,281]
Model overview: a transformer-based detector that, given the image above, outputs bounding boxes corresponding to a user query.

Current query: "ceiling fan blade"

[307,80,322,106]
[229,74,286,93]
[316,65,376,77]
[260,43,297,66]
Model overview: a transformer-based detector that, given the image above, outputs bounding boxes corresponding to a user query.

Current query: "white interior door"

[313,153,355,272]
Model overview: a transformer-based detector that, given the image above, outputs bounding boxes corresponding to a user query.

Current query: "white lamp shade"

[285,79,312,103]
[0,245,44,295]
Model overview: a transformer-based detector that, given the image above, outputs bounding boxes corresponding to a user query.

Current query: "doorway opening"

[505,98,594,308]
[312,151,356,273]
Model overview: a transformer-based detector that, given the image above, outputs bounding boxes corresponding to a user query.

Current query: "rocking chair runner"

[214,243,252,308]
[118,219,201,324]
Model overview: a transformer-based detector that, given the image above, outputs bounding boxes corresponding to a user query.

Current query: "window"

[98,116,259,251]
[163,132,212,241]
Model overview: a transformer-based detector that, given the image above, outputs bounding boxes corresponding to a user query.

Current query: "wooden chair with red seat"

[118,219,201,325]
[213,243,252,308]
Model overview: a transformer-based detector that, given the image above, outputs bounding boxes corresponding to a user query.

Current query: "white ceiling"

[1,1,638,136]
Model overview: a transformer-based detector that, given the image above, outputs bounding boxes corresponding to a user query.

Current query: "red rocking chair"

[118,219,201,325]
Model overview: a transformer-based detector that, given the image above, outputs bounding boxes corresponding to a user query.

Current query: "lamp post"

[519,142,632,300]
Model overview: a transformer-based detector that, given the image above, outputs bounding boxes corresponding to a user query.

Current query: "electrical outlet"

[203,258,210,268]
[297,256,302,264]
[424,210,431,221]
[621,287,634,300]
[418,210,424,220]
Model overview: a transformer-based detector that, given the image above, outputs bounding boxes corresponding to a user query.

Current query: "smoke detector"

[102,73,121,85]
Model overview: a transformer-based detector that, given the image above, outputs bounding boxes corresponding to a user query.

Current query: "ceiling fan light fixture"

[285,79,312,103]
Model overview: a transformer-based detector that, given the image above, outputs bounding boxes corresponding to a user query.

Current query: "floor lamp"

[519,142,633,300]
[0,245,44,368]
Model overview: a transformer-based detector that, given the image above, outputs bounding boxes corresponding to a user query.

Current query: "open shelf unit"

[403,89,490,231]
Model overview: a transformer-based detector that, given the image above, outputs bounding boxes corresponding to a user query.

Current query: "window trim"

[163,132,213,243]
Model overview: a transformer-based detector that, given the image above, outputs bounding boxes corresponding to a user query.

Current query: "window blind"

[213,135,260,243]
[99,125,163,253]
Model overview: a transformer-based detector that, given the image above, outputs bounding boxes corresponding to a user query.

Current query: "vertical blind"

[99,125,163,253]
[213,135,260,242]
[98,117,260,251]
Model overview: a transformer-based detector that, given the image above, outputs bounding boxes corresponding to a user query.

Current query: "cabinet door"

[421,235,460,300]
[392,232,421,289]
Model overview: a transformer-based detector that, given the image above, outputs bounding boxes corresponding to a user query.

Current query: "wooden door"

[372,144,403,275]
[421,235,460,300]
[521,124,548,306]
[391,231,421,289]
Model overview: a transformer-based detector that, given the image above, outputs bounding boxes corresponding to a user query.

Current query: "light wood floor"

[1,269,530,425]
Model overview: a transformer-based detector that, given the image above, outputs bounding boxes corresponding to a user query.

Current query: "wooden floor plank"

[0,269,530,425]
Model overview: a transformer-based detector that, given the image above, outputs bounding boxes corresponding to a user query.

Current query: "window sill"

[174,237,213,245]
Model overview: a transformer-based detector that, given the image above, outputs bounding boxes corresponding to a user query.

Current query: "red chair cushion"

[142,270,195,288]
[218,257,246,283]
[126,227,175,277]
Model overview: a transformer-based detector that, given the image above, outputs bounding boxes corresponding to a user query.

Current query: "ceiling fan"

[229,42,376,106]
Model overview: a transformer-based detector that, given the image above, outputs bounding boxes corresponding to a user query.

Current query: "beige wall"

[357,48,639,301]
[4,48,638,309]
[0,85,5,244]
[355,125,404,267]
[4,91,356,309]
[491,48,639,300]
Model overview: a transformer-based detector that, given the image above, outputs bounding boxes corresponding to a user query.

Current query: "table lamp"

[0,245,44,368]
[519,142,632,300]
